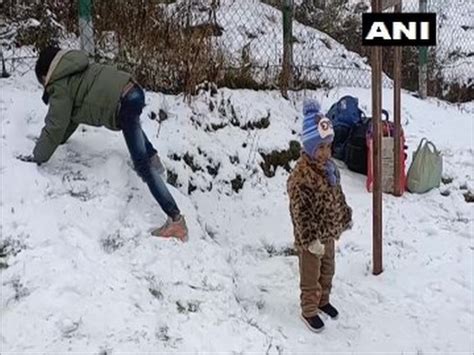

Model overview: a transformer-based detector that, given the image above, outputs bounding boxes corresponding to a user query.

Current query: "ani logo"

[362,13,436,46]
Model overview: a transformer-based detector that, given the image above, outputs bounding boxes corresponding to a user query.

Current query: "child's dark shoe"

[319,303,339,319]
[300,314,325,333]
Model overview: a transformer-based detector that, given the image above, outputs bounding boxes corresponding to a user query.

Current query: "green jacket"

[33,50,132,163]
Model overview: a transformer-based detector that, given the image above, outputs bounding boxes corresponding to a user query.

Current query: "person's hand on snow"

[26,134,38,143]
[17,154,39,165]
[308,239,325,257]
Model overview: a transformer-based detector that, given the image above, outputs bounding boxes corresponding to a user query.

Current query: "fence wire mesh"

[1,0,472,99]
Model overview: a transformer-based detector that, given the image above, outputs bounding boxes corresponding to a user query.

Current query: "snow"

[398,0,474,87]
[352,0,474,87]
[162,0,473,88]
[1,72,473,353]
[166,0,390,88]
[4,0,471,89]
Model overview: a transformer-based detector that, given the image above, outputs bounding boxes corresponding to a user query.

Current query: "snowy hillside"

[429,0,474,87]
[1,72,473,353]
[177,0,473,88]
[165,0,389,88]
[351,0,474,87]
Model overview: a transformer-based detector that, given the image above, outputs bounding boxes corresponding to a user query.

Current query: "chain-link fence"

[400,0,473,100]
[1,0,472,100]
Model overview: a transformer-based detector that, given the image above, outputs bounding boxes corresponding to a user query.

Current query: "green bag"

[407,138,443,194]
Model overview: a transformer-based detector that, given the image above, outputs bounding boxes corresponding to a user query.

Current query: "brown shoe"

[152,215,188,242]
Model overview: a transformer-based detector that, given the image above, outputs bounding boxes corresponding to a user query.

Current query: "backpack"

[407,138,442,194]
[344,116,371,175]
[343,110,388,175]
[326,96,364,160]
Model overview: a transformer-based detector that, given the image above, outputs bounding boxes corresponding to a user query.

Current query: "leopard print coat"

[287,153,352,250]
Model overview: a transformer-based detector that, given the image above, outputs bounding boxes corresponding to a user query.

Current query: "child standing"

[287,99,352,333]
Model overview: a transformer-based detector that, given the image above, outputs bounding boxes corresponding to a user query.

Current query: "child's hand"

[347,221,354,230]
[308,239,325,257]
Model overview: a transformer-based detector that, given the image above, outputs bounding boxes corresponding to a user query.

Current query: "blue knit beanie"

[302,98,334,157]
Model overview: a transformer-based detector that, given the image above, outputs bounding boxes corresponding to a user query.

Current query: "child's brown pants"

[297,239,335,317]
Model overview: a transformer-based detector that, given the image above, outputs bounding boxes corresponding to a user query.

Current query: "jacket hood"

[46,50,89,86]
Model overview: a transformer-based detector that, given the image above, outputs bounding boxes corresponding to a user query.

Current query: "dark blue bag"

[344,110,391,175]
[326,96,364,160]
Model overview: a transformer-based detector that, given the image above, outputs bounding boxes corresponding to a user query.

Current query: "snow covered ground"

[1,72,473,353]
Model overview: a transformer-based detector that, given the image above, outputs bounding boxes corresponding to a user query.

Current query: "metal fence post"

[282,0,294,97]
[371,0,383,276]
[1,50,10,78]
[393,1,403,197]
[418,0,428,99]
[79,0,95,55]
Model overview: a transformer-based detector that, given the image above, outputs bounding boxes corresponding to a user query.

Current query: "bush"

[92,1,225,95]
[1,0,67,51]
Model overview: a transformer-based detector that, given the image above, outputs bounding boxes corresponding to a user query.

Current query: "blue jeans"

[119,84,180,219]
